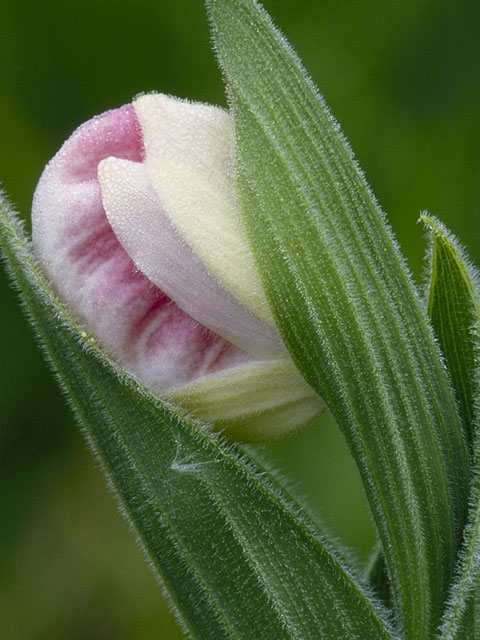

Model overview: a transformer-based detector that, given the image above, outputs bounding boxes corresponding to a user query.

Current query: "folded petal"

[168,359,324,441]
[134,93,274,326]
[32,104,250,392]
[98,156,284,359]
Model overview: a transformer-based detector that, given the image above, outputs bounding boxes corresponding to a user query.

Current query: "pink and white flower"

[32,93,323,440]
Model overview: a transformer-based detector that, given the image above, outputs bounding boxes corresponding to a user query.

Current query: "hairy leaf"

[422,216,480,640]
[0,194,395,639]
[206,1,470,638]
[423,214,480,445]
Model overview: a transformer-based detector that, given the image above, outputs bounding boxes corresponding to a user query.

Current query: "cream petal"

[98,156,284,359]
[134,93,275,326]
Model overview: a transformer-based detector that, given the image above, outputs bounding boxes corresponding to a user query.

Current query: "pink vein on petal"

[98,157,285,359]
[32,104,250,392]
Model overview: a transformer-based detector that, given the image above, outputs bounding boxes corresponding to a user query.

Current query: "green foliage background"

[1,0,479,637]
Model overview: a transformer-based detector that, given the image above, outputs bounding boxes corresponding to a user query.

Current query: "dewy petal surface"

[32,105,250,392]
[98,156,284,359]
[134,93,274,326]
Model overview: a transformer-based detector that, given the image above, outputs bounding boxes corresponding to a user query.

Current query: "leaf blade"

[423,214,480,444]
[421,216,480,640]
[206,2,470,638]
[0,194,395,639]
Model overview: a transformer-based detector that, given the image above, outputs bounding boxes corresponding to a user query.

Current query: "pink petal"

[32,105,250,392]
[98,157,284,359]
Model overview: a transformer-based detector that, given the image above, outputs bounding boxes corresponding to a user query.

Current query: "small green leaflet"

[422,215,480,640]
[424,214,480,445]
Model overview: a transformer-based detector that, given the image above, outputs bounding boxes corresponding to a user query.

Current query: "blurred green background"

[1,0,479,637]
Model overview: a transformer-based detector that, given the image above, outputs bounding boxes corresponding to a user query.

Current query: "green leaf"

[365,548,393,611]
[206,1,470,638]
[421,216,480,640]
[423,214,480,446]
[0,195,395,639]
[437,457,480,640]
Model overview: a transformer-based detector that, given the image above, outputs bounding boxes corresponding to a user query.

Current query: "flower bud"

[32,93,323,440]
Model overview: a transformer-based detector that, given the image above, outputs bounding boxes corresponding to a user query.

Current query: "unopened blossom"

[32,93,323,440]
